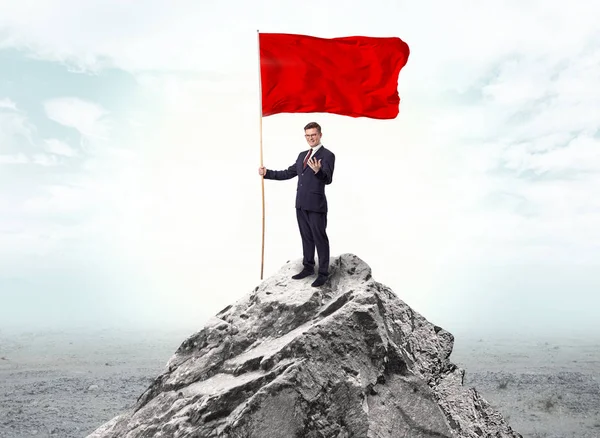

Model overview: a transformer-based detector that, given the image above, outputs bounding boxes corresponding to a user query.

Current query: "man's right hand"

[258,166,266,176]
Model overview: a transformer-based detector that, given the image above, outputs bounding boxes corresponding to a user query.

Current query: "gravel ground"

[0,328,187,438]
[1,328,598,438]
[452,335,600,438]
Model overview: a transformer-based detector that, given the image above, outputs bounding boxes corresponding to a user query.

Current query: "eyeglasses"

[305,134,319,138]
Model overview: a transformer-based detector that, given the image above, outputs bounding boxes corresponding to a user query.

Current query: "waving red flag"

[259,33,410,119]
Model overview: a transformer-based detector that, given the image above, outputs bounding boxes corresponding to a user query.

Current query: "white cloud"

[43,138,78,157]
[505,134,600,174]
[44,97,110,139]
[0,112,72,166]
[0,111,36,151]
[0,153,61,166]
[31,153,60,166]
[481,58,554,107]
[0,153,28,164]
[21,184,87,214]
[0,98,17,111]
[0,0,252,73]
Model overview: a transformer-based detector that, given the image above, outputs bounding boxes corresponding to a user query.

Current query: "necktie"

[303,149,312,169]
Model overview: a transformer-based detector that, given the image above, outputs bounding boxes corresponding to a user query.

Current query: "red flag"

[259,33,410,119]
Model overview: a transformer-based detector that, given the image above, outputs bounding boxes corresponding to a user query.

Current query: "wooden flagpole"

[258,29,265,280]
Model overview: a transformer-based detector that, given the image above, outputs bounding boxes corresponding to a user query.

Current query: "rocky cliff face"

[88,254,522,438]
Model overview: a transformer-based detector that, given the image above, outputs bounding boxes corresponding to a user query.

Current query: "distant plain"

[1,327,598,438]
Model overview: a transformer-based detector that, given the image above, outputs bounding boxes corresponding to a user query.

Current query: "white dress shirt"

[304,143,323,161]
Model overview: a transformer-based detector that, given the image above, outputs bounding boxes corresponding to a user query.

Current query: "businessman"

[258,122,336,287]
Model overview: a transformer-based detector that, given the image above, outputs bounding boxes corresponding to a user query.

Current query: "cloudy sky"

[1,0,599,337]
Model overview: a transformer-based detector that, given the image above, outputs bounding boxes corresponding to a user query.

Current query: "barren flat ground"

[0,327,598,438]
[452,333,600,438]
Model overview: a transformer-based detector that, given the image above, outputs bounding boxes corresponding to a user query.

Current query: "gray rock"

[88,253,522,438]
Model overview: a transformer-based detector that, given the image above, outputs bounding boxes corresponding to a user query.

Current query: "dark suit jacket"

[265,146,335,213]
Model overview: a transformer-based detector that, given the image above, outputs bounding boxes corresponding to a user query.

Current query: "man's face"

[304,128,322,147]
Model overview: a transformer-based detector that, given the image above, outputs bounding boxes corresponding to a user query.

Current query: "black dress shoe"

[311,275,328,287]
[292,269,314,280]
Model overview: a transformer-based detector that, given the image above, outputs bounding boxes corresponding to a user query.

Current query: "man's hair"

[304,122,322,134]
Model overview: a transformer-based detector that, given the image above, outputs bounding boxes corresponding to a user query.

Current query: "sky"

[0,0,599,338]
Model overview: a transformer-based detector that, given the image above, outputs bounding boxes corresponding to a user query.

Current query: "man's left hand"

[307,157,322,173]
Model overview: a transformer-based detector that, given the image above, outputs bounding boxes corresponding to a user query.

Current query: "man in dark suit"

[258,122,335,287]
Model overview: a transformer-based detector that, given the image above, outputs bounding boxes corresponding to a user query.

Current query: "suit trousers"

[296,208,329,276]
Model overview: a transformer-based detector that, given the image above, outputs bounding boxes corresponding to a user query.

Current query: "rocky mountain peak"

[89,253,522,438]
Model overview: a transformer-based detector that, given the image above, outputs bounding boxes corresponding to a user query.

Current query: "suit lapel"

[300,146,325,171]
[311,146,324,161]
